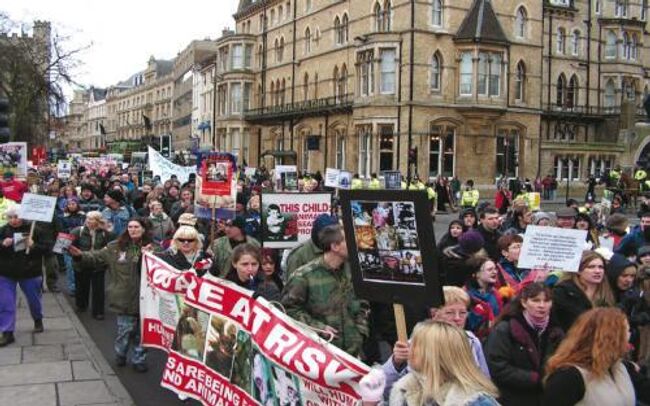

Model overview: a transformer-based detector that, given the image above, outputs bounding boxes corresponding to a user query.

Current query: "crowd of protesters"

[2,160,650,405]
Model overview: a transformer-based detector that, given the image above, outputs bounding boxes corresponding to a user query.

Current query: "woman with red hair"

[543,308,650,405]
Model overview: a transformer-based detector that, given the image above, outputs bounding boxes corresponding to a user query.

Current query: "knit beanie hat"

[458,230,485,255]
[311,214,339,247]
[105,189,124,203]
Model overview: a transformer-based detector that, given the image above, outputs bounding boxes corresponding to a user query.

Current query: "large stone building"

[206,0,650,185]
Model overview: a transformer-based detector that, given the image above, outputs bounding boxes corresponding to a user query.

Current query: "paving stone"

[64,342,89,361]
[22,345,64,363]
[0,347,21,366]
[58,380,114,406]
[0,360,72,386]
[12,331,33,346]
[17,316,72,331]
[0,383,56,406]
[72,360,100,380]
[34,329,80,345]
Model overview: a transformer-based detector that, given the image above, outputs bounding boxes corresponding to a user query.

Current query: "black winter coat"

[551,279,593,332]
[439,245,472,287]
[478,224,502,261]
[485,315,564,406]
[0,223,52,279]
[156,249,217,277]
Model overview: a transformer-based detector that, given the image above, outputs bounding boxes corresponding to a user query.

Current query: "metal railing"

[542,104,621,116]
[244,93,353,122]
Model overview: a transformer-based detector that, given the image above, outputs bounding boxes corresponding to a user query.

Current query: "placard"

[261,193,332,249]
[148,146,196,184]
[19,193,57,223]
[195,153,237,220]
[139,253,371,406]
[325,168,340,188]
[382,171,402,190]
[518,225,588,272]
[338,171,352,190]
[57,160,72,179]
[0,142,28,178]
[340,190,442,308]
[53,233,76,254]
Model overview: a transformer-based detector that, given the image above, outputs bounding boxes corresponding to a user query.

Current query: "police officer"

[461,180,480,208]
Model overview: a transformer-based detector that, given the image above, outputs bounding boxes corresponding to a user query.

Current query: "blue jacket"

[615,225,646,257]
[101,206,133,236]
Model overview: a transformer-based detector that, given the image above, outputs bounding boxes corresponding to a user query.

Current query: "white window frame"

[459,52,473,96]
[431,53,441,91]
[380,49,396,95]
[358,126,373,178]
[432,0,443,27]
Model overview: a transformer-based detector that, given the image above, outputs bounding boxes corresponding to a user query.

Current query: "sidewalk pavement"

[0,290,134,406]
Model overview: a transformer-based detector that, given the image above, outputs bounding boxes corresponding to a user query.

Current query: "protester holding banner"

[485,283,563,405]
[68,218,154,372]
[209,216,259,277]
[0,206,49,346]
[551,251,615,332]
[282,224,369,357]
[224,243,263,291]
[543,308,650,405]
[156,226,215,277]
[69,211,112,319]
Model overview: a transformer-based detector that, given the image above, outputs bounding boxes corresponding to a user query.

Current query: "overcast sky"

[2,0,239,92]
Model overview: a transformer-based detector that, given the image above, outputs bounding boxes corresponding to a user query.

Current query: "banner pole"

[393,303,408,343]
[26,221,36,255]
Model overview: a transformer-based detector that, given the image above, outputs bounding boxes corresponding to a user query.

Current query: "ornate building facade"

[210,0,650,184]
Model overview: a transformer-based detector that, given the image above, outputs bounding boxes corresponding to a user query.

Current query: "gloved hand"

[358,368,386,404]
[194,258,213,271]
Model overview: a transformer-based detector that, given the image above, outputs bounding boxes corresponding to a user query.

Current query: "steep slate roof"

[154,59,174,76]
[92,88,107,101]
[455,0,509,45]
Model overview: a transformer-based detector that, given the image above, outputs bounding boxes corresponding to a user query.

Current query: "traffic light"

[0,98,10,143]
[408,147,418,165]
[160,134,172,158]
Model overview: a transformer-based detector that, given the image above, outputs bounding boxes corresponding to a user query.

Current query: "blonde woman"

[362,321,499,406]
[156,226,215,277]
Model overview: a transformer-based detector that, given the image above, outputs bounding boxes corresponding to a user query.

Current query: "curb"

[53,292,136,406]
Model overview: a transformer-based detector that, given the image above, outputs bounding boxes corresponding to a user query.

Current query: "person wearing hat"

[78,184,104,213]
[616,212,650,258]
[555,207,577,229]
[532,211,552,226]
[209,216,259,277]
[0,171,27,203]
[440,230,486,287]
[284,214,339,281]
[101,189,133,237]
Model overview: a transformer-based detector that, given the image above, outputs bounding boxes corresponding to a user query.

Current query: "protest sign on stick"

[19,193,57,254]
[518,225,588,272]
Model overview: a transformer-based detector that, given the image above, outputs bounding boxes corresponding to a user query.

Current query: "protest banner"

[148,146,196,184]
[0,142,28,178]
[140,253,191,351]
[382,171,402,190]
[324,168,340,188]
[195,152,237,221]
[57,160,72,179]
[518,225,588,272]
[53,233,76,254]
[157,274,370,406]
[19,193,57,223]
[261,193,332,249]
[340,190,442,340]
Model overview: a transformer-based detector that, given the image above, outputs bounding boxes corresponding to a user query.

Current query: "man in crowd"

[284,214,339,281]
[101,190,132,236]
[78,184,104,213]
[616,211,650,257]
[477,207,502,261]
[282,224,368,357]
[555,207,577,229]
[209,216,259,276]
[0,172,27,203]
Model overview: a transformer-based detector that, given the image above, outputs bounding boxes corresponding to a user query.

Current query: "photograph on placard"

[170,305,209,362]
[204,315,239,379]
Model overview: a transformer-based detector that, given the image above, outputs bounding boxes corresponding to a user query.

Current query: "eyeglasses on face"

[177,238,196,244]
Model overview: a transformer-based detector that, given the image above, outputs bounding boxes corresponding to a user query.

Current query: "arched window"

[431,53,441,91]
[557,27,566,54]
[383,1,392,31]
[270,9,276,26]
[605,30,617,59]
[270,81,275,106]
[632,34,639,60]
[342,14,349,43]
[572,30,580,55]
[304,27,311,55]
[623,32,631,60]
[280,79,286,105]
[567,75,578,109]
[274,38,280,62]
[278,5,284,21]
[333,66,340,98]
[515,61,525,101]
[303,73,309,100]
[334,16,342,44]
[432,0,443,27]
[604,78,616,108]
[624,79,636,100]
[276,37,285,62]
[374,2,383,32]
[338,65,348,100]
[616,0,628,17]
[556,74,566,107]
[515,7,527,38]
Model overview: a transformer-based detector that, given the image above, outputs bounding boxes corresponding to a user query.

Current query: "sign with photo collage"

[340,190,442,308]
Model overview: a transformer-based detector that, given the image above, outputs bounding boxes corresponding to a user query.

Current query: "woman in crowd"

[156,226,215,277]
[460,208,478,230]
[543,308,650,405]
[68,218,154,372]
[485,283,564,405]
[225,243,263,295]
[0,206,49,346]
[256,248,283,302]
[69,211,113,320]
[575,212,599,248]
[148,199,175,246]
[437,219,464,254]
[362,321,499,406]
[58,197,86,296]
[466,256,503,338]
[552,251,615,332]
[503,207,532,236]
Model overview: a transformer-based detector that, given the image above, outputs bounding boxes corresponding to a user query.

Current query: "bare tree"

[0,12,88,145]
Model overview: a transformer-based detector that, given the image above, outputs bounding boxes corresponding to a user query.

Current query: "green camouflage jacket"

[281,256,369,357]
[209,235,260,277]
[284,239,322,282]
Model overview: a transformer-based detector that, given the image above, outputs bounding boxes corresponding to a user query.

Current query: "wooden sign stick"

[25,221,36,255]
[393,303,408,343]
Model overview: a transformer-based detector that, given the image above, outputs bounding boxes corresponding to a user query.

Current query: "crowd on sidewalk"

[2,161,650,405]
